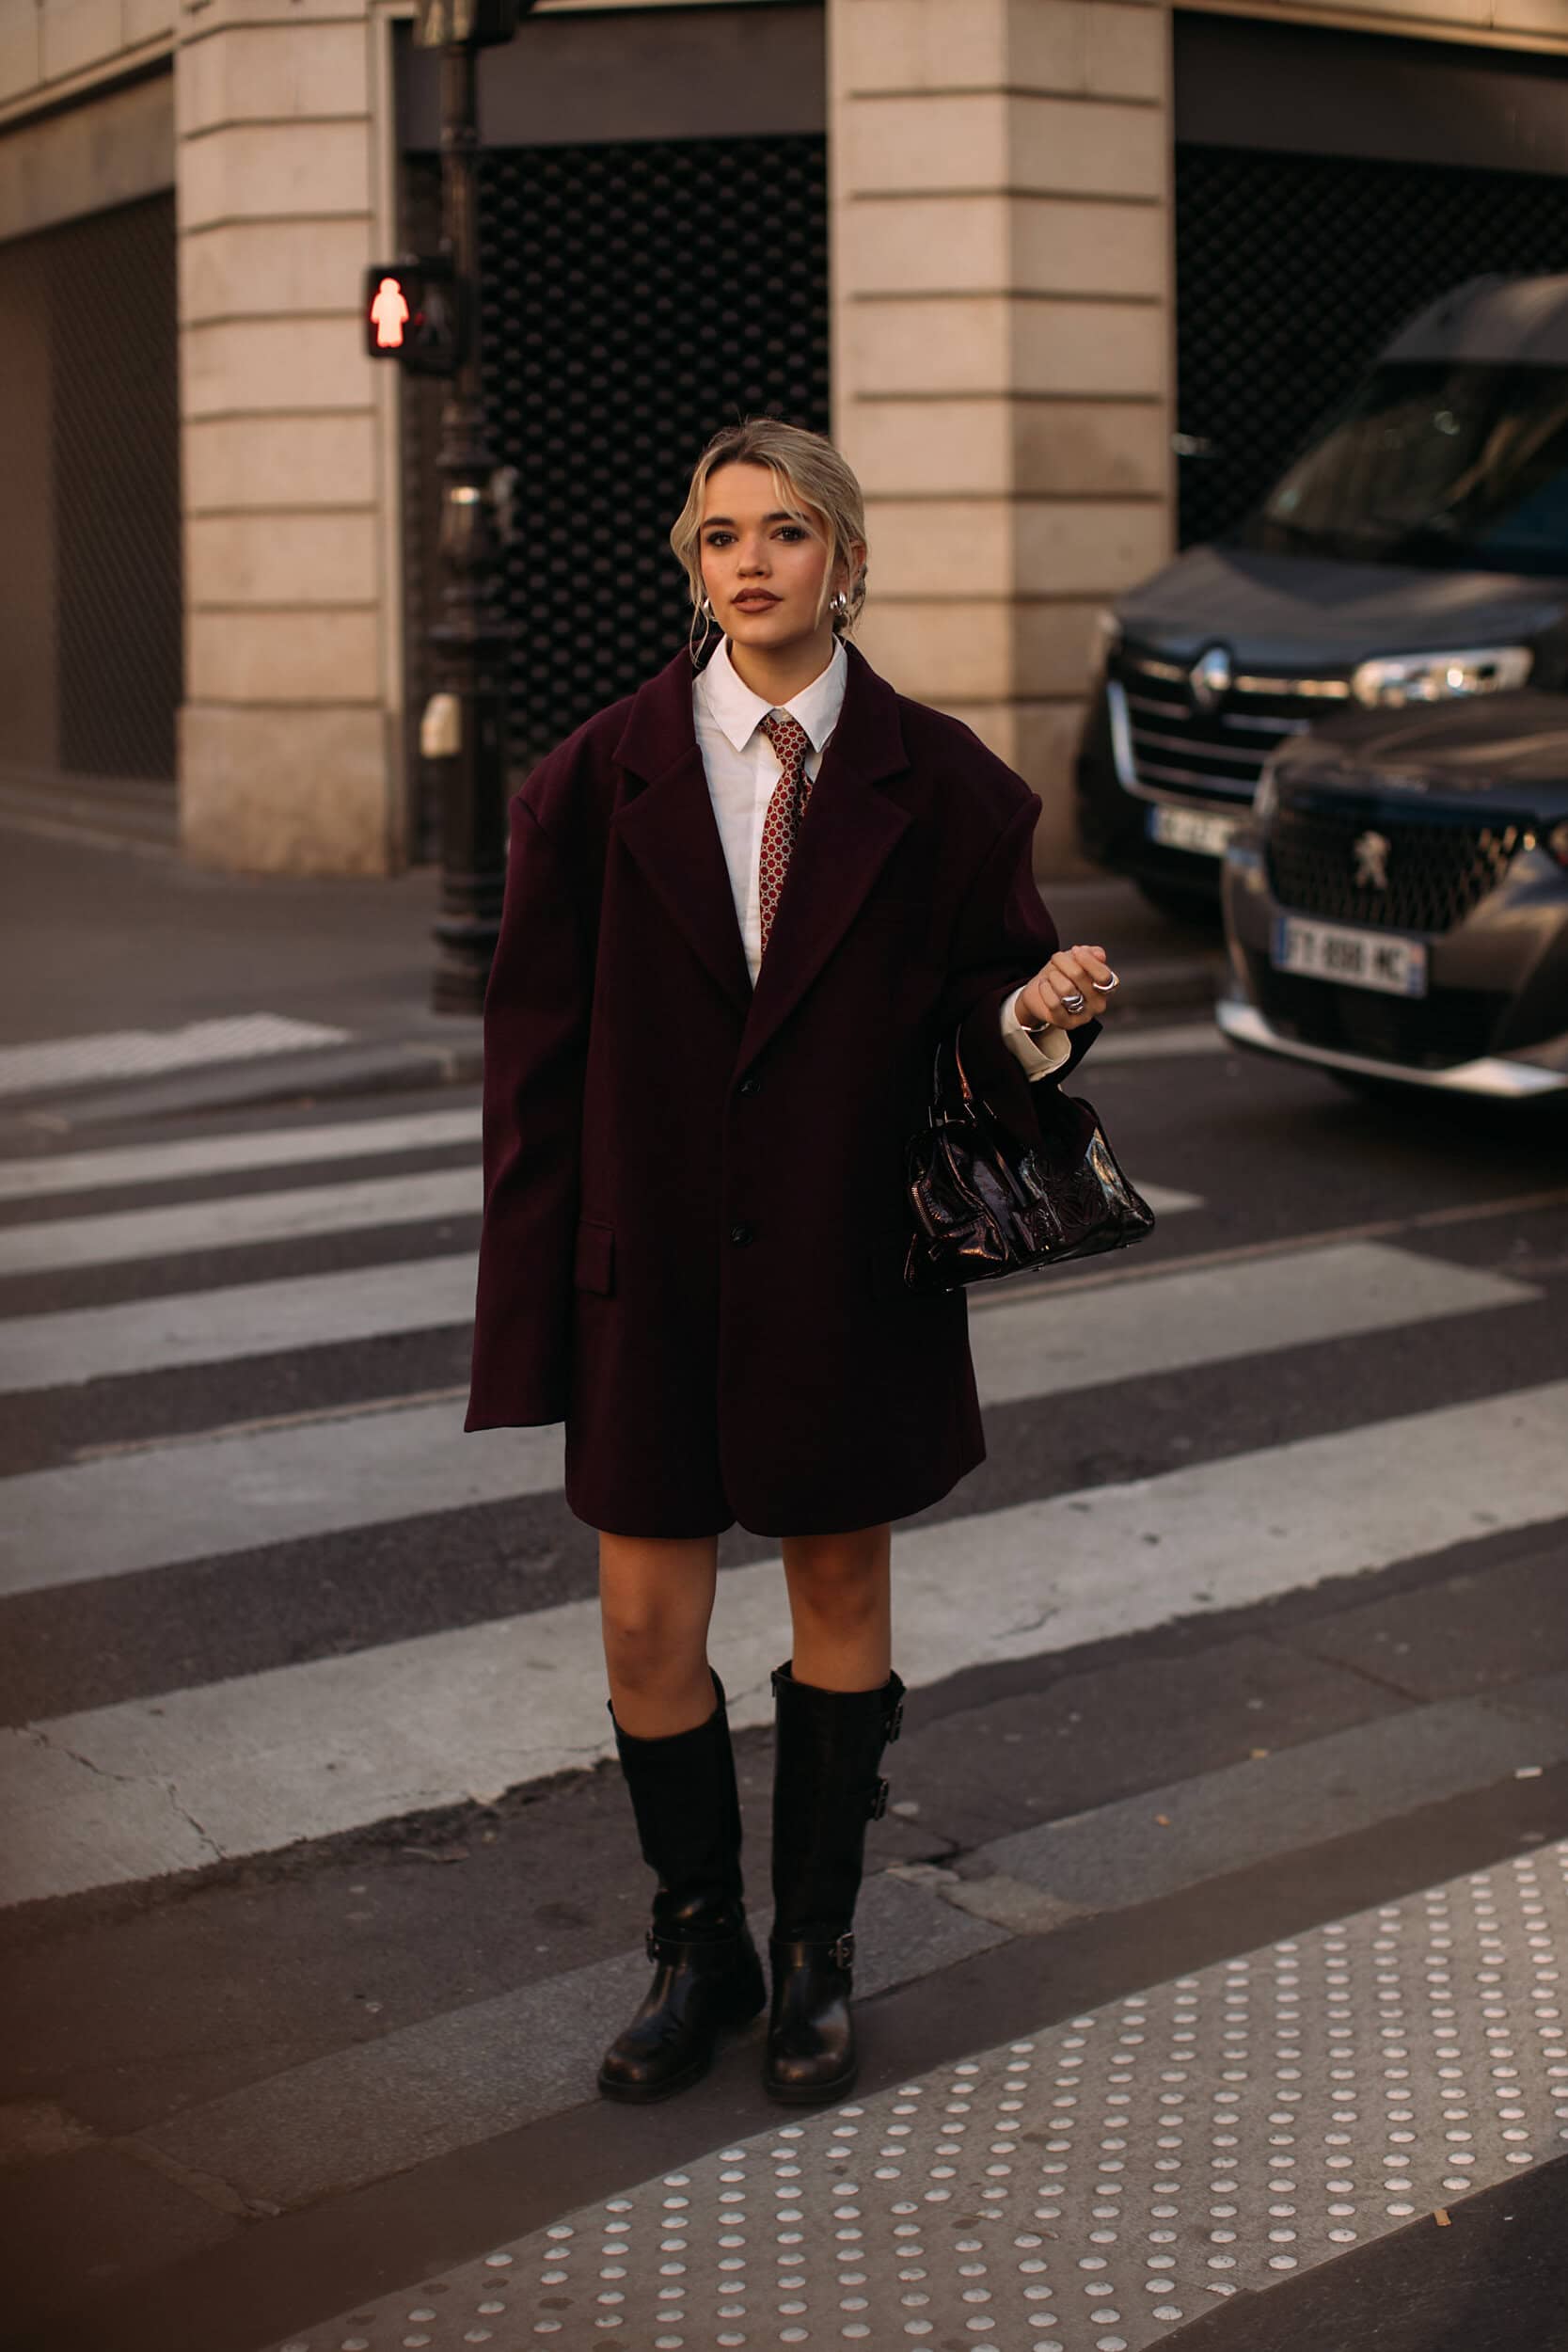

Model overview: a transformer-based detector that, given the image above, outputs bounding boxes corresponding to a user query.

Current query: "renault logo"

[1189,644,1232,710]
[1354,830,1391,892]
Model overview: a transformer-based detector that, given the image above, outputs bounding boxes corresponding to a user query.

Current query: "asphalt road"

[1,1027,1565,2352]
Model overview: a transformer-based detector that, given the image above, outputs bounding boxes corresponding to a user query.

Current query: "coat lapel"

[610,644,753,1014]
[610,635,914,1050]
[738,640,912,1064]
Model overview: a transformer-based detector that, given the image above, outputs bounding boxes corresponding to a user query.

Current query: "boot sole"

[597,2050,713,2104]
[597,1981,767,2105]
[764,2059,859,2106]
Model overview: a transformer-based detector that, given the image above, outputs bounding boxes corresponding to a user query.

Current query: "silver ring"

[1059,989,1087,1014]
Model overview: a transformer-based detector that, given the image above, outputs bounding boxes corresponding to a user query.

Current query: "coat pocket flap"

[574,1216,615,1295]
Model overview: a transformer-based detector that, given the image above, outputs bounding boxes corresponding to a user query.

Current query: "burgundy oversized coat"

[466,635,1098,1537]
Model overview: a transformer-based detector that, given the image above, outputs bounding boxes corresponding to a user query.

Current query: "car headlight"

[1546,819,1568,869]
[1351,645,1533,708]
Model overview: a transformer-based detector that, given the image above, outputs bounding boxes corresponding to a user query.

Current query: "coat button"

[729,1221,756,1247]
[737,1072,762,1097]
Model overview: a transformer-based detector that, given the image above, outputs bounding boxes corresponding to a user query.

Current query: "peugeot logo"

[1354,830,1392,892]
[1189,644,1232,711]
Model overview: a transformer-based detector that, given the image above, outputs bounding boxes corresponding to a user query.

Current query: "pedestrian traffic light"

[413,0,519,44]
[364,258,466,377]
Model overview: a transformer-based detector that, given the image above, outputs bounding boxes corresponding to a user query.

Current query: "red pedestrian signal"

[362,259,466,377]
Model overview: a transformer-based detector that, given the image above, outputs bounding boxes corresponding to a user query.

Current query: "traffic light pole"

[425,35,511,1014]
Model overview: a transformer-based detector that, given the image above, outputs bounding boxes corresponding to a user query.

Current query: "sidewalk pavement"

[257,1830,1568,2352]
[0,816,1226,1128]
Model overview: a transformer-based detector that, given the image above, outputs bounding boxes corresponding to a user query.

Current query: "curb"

[7,1035,484,1134]
[6,958,1221,1133]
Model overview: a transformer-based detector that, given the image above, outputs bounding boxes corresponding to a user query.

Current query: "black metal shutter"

[402,134,829,853]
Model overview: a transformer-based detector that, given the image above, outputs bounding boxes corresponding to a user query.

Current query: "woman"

[467,418,1116,2108]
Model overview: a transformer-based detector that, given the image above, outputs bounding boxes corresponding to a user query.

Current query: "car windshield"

[1234,360,1568,578]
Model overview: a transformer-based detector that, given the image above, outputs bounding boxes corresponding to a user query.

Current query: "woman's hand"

[1014,943,1118,1033]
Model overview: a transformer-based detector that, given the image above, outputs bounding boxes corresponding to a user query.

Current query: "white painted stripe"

[0,1401,562,1597]
[0,1231,1521,1412]
[0,1168,1196,1286]
[0,1168,482,1278]
[0,1256,475,1392]
[0,1016,350,1099]
[5,1378,1565,1905]
[1133,1183,1201,1216]
[0,1241,1529,1573]
[968,1241,1534,1406]
[0,1108,481,1205]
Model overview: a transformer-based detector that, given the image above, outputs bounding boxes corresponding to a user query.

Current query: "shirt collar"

[697,631,847,755]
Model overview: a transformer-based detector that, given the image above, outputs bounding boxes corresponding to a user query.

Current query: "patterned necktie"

[757,708,814,958]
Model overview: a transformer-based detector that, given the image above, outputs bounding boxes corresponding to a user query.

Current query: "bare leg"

[598,1530,721,1738]
[780,1521,893,1690]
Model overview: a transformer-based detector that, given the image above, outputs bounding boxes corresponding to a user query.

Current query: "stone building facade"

[0,0,1563,877]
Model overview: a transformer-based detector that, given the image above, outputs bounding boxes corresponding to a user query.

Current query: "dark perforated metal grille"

[401,135,829,852]
[1267,794,1528,933]
[1115,649,1337,801]
[1175,146,1568,550]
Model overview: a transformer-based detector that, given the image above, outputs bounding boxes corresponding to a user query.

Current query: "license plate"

[1271,915,1429,998]
[1147,803,1237,858]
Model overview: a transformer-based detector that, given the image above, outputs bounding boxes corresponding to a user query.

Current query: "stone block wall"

[175,0,398,873]
[830,0,1173,875]
[5,0,1567,873]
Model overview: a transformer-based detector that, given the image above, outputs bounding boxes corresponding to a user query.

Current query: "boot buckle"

[644,1926,660,1963]
[829,1931,855,1971]
[867,1775,890,1821]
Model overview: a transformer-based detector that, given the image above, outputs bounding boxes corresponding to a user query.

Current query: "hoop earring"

[689,593,717,669]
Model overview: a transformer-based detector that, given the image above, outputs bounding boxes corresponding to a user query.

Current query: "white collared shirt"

[692,633,1068,1075]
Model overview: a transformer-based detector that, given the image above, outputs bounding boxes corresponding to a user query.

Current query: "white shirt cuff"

[1000,986,1071,1078]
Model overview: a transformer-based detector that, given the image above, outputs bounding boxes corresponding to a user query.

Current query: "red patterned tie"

[757,708,814,958]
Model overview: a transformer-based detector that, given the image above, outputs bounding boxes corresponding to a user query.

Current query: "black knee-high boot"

[765,1658,906,2105]
[597,1665,767,2104]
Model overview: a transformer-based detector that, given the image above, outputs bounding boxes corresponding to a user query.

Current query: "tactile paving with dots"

[269,1839,1568,2350]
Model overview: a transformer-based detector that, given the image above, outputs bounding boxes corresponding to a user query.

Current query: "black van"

[1075,273,1568,915]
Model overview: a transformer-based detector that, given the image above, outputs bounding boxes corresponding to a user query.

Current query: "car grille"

[1112,649,1349,803]
[1267,796,1528,934]
[1243,956,1510,1068]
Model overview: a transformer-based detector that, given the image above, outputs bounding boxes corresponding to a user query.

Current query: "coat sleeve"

[999,986,1071,1078]
[936,792,1100,1151]
[465,794,589,1431]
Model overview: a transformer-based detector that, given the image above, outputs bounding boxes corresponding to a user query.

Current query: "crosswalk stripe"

[0,1240,1526,1586]
[0,1015,350,1098]
[0,1232,1529,1407]
[5,1376,1565,1907]
[0,1108,481,1205]
[0,1172,1200,1284]
[0,1255,475,1392]
[0,1401,563,1597]
[0,1168,483,1278]
[968,1240,1533,1406]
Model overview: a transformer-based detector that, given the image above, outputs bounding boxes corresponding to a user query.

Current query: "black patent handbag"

[903,1022,1156,1295]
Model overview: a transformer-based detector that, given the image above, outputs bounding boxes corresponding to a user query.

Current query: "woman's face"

[697,462,849,655]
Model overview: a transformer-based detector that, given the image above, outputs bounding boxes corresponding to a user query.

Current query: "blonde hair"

[669,417,868,638]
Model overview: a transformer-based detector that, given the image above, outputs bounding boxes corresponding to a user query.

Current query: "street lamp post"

[414,0,537,1013]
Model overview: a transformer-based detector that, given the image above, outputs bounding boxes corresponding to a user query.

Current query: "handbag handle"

[927,1024,977,1128]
